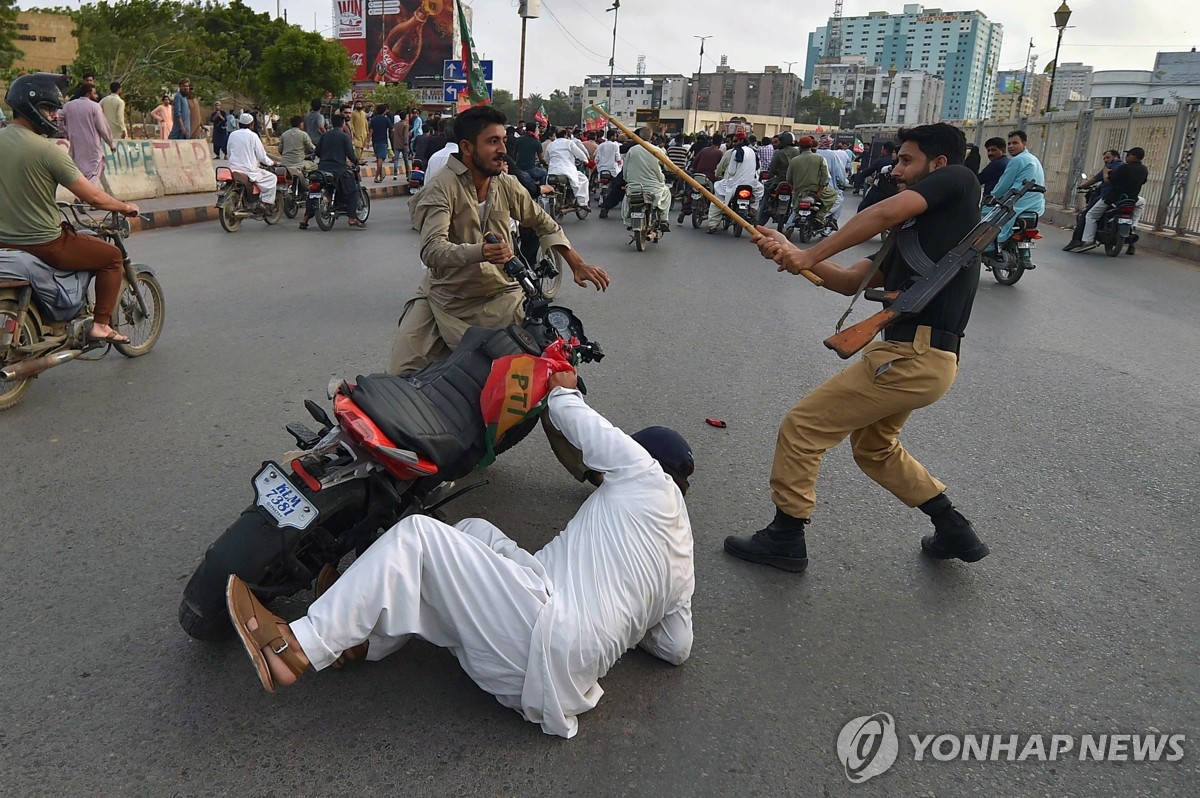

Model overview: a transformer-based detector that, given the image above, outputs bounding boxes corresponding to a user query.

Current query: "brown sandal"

[226,575,310,693]
[313,564,369,668]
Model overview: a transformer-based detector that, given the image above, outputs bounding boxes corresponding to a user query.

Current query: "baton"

[588,104,822,287]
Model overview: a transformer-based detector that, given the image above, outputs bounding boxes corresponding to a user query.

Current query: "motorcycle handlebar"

[484,233,538,297]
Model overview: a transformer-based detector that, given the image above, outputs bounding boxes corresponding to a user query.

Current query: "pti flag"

[534,104,548,127]
[456,0,490,106]
[584,102,608,132]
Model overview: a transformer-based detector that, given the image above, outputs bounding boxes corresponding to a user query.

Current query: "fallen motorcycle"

[178,234,603,640]
[0,203,165,411]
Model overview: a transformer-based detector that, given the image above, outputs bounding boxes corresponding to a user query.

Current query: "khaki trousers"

[386,291,588,482]
[771,326,957,518]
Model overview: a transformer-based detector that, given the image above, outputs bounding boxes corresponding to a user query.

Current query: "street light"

[692,35,711,135]
[1046,2,1073,113]
[780,60,798,134]
[607,1,620,128]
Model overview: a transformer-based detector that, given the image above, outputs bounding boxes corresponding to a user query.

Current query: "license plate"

[737,202,749,209]
[779,195,791,203]
[691,192,700,199]
[253,462,317,530]
[800,211,811,216]
[1118,219,1132,225]
[631,211,644,218]
[1017,242,1032,249]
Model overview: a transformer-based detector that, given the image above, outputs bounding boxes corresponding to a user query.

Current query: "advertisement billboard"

[335,0,455,84]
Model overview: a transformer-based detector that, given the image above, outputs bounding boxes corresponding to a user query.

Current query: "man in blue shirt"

[989,130,1045,248]
[975,137,1009,196]
[170,79,191,140]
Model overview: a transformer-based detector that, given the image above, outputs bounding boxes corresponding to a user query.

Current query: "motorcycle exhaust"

[0,349,85,381]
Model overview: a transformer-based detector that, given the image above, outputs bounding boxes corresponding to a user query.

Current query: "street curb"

[129,183,411,232]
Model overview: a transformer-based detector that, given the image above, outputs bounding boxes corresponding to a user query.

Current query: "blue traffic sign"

[443,59,494,82]
[443,82,494,103]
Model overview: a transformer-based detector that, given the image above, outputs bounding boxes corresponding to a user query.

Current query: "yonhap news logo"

[837,713,1186,783]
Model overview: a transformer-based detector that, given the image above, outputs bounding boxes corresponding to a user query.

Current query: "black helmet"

[631,426,694,492]
[778,132,795,147]
[5,72,70,137]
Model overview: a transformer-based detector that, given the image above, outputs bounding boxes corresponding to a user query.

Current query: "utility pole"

[607,1,620,128]
[1018,38,1034,121]
[692,35,711,134]
[781,59,798,133]
[518,1,541,122]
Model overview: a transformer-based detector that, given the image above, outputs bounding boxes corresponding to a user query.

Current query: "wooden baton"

[588,104,822,287]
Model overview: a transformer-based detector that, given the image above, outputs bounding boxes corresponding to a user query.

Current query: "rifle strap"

[835,225,900,333]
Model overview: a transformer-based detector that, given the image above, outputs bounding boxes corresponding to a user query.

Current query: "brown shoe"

[312,565,369,667]
[226,575,310,693]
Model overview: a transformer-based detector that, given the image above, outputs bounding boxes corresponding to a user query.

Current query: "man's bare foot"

[246,614,307,688]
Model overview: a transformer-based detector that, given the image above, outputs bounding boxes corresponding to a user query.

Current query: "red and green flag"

[534,104,548,127]
[456,0,490,106]
[584,102,608,132]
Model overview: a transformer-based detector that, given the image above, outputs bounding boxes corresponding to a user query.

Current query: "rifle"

[823,179,1046,358]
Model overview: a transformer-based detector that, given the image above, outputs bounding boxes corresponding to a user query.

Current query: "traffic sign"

[443,82,494,103]
[443,59,494,82]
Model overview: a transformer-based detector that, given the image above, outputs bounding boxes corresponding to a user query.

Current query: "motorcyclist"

[783,136,838,232]
[706,132,763,233]
[0,72,139,344]
[853,141,896,194]
[677,133,725,223]
[545,128,591,212]
[814,136,850,229]
[227,112,278,209]
[757,132,801,225]
[987,130,1045,256]
[975,137,1009,197]
[1062,149,1121,251]
[621,132,672,234]
[299,114,364,230]
[1072,147,1149,255]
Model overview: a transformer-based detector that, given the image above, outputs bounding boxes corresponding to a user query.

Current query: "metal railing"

[965,103,1200,237]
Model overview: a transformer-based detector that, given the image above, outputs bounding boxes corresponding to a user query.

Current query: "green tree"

[1,0,23,71]
[841,100,884,128]
[490,88,518,122]
[794,90,843,125]
[190,0,290,101]
[543,88,578,129]
[369,82,419,113]
[257,27,353,113]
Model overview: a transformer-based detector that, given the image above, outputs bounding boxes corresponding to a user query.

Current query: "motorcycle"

[786,195,830,243]
[407,158,425,194]
[280,161,318,220]
[306,164,371,231]
[215,165,288,232]
[625,184,665,252]
[546,173,590,221]
[719,185,756,237]
[687,174,713,229]
[0,203,165,411]
[1076,175,1138,258]
[178,234,603,641]
[596,169,614,206]
[983,211,1041,285]
[770,182,795,234]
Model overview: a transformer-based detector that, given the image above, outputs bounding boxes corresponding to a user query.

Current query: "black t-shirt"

[369,114,391,144]
[514,134,543,172]
[316,129,357,172]
[881,164,982,336]
[1107,160,1148,203]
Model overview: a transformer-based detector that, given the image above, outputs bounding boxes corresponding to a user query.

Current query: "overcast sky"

[149,0,1200,94]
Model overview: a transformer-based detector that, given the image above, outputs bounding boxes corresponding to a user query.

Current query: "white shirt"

[522,388,695,739]
[425,141,459,185]
[545,138,589,175]
[227,128,272,173]
[595,140,622,175]
[817,148,848,189]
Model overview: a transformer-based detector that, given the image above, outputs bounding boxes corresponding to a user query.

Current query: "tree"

[794,90,843,125]
[490,88,518,122]
[841,100,884,128]
[189,0,291,102]
[543,88,578,129]
[369,82,419,113]
[257,27,353,113]
[0,0,23,71]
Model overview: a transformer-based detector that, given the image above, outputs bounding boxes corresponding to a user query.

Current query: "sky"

[43,0,1197,95]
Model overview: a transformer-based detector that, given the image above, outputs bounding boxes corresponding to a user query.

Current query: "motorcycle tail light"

[1025,228,1042,239]
[798,201,812,209]
[737,189,752,199]
[333,394,438,478]
[309,181,322,191]
[1119,208,1135,218]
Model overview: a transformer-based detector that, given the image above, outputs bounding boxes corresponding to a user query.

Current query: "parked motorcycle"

[0,203,165,411]
[626,184,665,252]
[983,211,1041,285]
[719,185,756,237]
[546,173,590,221]
[215,165,288,232]
[178,235,603,640]
[306,164,371,231]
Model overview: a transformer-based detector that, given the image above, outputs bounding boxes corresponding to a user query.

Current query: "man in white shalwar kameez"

[545,128,591,210]
[226,372,695,739]
[227,112,277,205]
[706,131,763,232]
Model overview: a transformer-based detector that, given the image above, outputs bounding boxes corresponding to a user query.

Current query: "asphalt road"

[2,194,1197,797]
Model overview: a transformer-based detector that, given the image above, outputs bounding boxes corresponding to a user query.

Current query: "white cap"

[239,112,254,125]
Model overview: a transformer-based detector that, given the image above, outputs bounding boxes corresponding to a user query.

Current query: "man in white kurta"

[594,131,622,178]
[706,133,763,231]
[227,112,277,204]
[621,142,671,231]
[229,379,695,739]
[545,130,591,210]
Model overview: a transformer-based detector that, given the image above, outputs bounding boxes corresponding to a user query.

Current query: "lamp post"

[780,60,798,134]
[1046,2,1073,113]
[692,35,711,135]
[606,1,620,128]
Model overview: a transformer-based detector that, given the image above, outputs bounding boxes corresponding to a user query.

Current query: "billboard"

[335,0,455,84]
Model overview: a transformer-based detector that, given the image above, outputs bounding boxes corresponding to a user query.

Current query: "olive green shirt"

[414,154,571,316]
[0,126,83,245]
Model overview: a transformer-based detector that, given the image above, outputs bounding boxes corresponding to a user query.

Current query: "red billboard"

[335,0,455,84]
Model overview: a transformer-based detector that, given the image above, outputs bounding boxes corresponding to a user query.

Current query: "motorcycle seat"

[349,325,542,478]
[231,172,261,195]
[1016,211,1040,228]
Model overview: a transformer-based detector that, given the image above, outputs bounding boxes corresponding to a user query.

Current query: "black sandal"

[298,221,309,229]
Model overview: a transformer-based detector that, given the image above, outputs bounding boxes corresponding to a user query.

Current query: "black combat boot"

[724,509,809,572]
[918,494,990,562]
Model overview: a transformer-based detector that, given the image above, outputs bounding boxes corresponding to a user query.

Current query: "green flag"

[456,0,490,106]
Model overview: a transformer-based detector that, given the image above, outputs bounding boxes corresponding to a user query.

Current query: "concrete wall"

[51,139,215,200]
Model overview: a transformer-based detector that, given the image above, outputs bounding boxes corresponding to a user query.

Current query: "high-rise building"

[569,75,688,128]
[805,3,1003,121]
[687,64,803,119]
[809,57,945,126]
[1049,62,1093,109]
